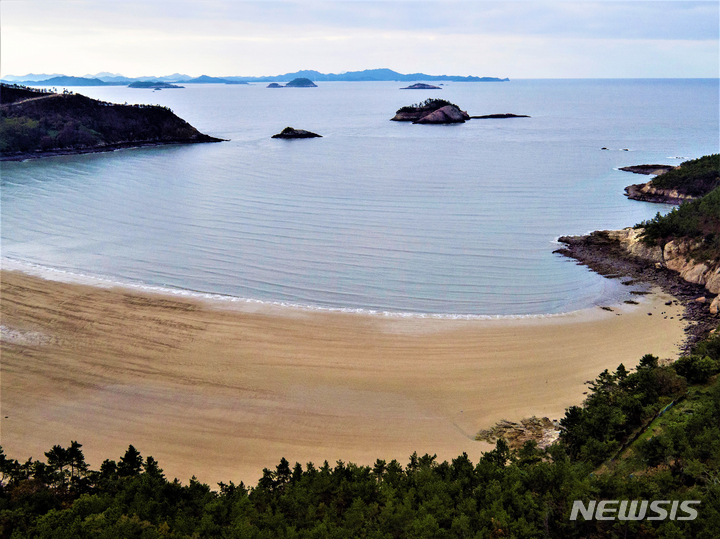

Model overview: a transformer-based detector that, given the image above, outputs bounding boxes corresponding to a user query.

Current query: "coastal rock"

[476,416,560,451]
[413,105,469,124]
[605,228,663,263]
[271,127,322,139]
[469,113,530,119]
[619,164,677,175]
[662,239,720,293]
[559,227,720,322]
[555,230,718,351]
[624,181,695,205]
[706,269,720,294]
[391,111,424,122]
[609,229,720,294]
[710,296,720,315]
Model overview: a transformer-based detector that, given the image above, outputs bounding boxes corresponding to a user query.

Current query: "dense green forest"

[650,155,720,197]
[2,332,719,538]
[0,83,220,158]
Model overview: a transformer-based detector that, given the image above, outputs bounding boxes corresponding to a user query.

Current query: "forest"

[649,155,720,198]
[0,83,220,158]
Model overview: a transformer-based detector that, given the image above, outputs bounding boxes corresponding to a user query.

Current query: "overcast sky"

[1,1,718,78]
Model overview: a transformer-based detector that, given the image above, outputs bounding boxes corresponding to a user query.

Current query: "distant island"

[0,84,222,161]
[182,75,248,85]
[266,78,317,88]
[284,78,317,88]
[2,68,509,86]
[17,76,113,87]
[128,81,184,89]
[400,83,441,90]
[271,127,322,139]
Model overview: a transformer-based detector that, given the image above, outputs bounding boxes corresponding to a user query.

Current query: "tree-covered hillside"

[0,84,54,105]
[0,84,221,159]
[651,155,720,197]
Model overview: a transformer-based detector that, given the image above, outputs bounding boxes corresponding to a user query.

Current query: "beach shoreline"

[0,268,687,485]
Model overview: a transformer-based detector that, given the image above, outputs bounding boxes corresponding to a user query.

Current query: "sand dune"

[0,270,685,485]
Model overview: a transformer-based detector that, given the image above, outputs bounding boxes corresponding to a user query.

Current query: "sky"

[1,0,718,79]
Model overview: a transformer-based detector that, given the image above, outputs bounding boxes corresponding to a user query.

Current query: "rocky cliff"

[588,227,720,314]
[412,105,470,124]
[624,181,696,205]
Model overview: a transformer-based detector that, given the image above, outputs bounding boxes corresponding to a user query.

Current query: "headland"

[0,84,223,161]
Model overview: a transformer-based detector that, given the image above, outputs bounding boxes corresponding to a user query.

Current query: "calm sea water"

[1,79,718,315]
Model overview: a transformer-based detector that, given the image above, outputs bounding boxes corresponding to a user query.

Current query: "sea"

[1,79,718,317]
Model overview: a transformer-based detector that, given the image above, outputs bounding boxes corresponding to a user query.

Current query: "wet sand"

[0,270,686,485]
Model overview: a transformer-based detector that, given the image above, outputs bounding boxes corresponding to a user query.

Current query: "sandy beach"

[1,269,686,485]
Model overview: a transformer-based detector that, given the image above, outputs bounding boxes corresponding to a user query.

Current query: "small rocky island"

[400,83,441,90]
[271,127,322,139]
[0,83,222,161]
[267,83,283,88]
[391,99,530,124]
[391,99,470,124]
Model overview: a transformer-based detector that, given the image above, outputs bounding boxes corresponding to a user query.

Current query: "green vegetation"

[639,186,720,261]
[635,154,720,262]
[2,332,719,537]
[0,84,54,105]
[651,155,720,197]
[0,84,220,157]
[397,98,457,113]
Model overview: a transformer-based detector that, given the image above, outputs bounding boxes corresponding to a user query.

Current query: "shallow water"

[1,79,718,315]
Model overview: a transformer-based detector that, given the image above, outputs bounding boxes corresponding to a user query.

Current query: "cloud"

[1,1,717,78]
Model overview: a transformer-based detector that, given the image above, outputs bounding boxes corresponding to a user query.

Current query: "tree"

[44,445,70,489]
[118,445,143,477]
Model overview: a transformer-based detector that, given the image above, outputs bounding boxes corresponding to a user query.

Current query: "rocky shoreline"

[554,231,718,353]
[623,182,696,204]
[619,164,677,175]
[476,417,561,451]
[0,136,223,162]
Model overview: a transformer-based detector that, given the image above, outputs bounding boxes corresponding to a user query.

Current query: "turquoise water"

[1,79,718,315]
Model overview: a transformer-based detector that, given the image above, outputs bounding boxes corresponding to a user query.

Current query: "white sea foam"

[1,257,577,321]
